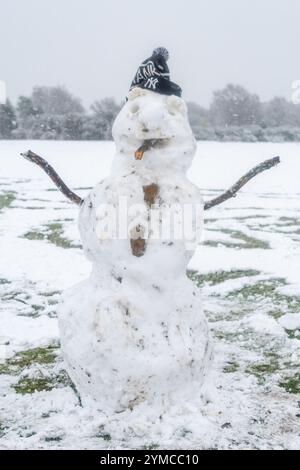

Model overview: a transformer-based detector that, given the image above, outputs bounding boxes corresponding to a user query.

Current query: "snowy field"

[0,140,300,450]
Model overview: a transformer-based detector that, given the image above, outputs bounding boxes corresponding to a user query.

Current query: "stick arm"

[204,156,280,211]
[20,150,83,205]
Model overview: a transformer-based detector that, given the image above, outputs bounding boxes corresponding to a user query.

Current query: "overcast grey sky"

[0,0,299,108]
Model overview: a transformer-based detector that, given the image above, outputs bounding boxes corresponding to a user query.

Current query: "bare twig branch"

[20,151,280,211]
[20,150,83,205]
[204,156,280,211]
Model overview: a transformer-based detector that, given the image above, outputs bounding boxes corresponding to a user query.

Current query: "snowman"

[21,48,280,415]
[21,49,280,416]
[57,48,213,411]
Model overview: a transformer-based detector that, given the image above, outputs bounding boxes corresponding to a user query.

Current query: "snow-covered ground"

[0,140,299,449]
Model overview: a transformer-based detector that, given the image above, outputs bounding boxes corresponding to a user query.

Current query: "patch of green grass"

[213,329,284,355]
[74,187,92,191]
[14,377,53,394]
[0,346,58,375]
[38,291,61,311]
[223,362,240,373]
[224,206,266,211]
[204,240,226,248]
[252,221,300,236]
[23,231,45,241]
[267,309,285,320]
[13,370,71,394]
[286,330,300,340]
[279,374,300,394]
[1,288,59,318]
[187,269,260,287]
[19,430,37,438]
[44,436,64,442]
[204,229,270,250]
[141,443,160,450]
[179,427,193,438]
[0,421,8,438]
[245,215,300,236]
[234,215,269,221]
[32,304,44,313]
[246,358,280,384]
[40,290,61,297]
[23,222,80,249]
[206,305,251,322]
[213,330,241,342]
[226,278,300,315]
[247,361,280,376]
[2,290,27,303]
[279,216,300,227]
[45,222,81,248]
[275,294,300,314]
[23,206,46,210]
[226,278,286,300]
[12,204,46,210]
[96,425,112,441]
[0,191,16,210]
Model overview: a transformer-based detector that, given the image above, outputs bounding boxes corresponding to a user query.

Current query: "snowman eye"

[167,96,185,117]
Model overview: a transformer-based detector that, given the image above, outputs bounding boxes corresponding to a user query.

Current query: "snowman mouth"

[134,138,169,160]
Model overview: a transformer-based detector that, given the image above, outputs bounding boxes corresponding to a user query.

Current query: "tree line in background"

[1,84,300,142]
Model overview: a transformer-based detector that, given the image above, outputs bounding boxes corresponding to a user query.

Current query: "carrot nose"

[135,141,156,160]
[135,148,145,160]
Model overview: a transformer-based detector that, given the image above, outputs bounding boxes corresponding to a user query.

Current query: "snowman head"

[112,88,196,173]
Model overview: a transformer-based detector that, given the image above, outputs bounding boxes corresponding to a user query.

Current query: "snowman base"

[59,272,212,413]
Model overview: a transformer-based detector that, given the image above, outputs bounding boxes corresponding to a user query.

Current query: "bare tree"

[211,84,262,127]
